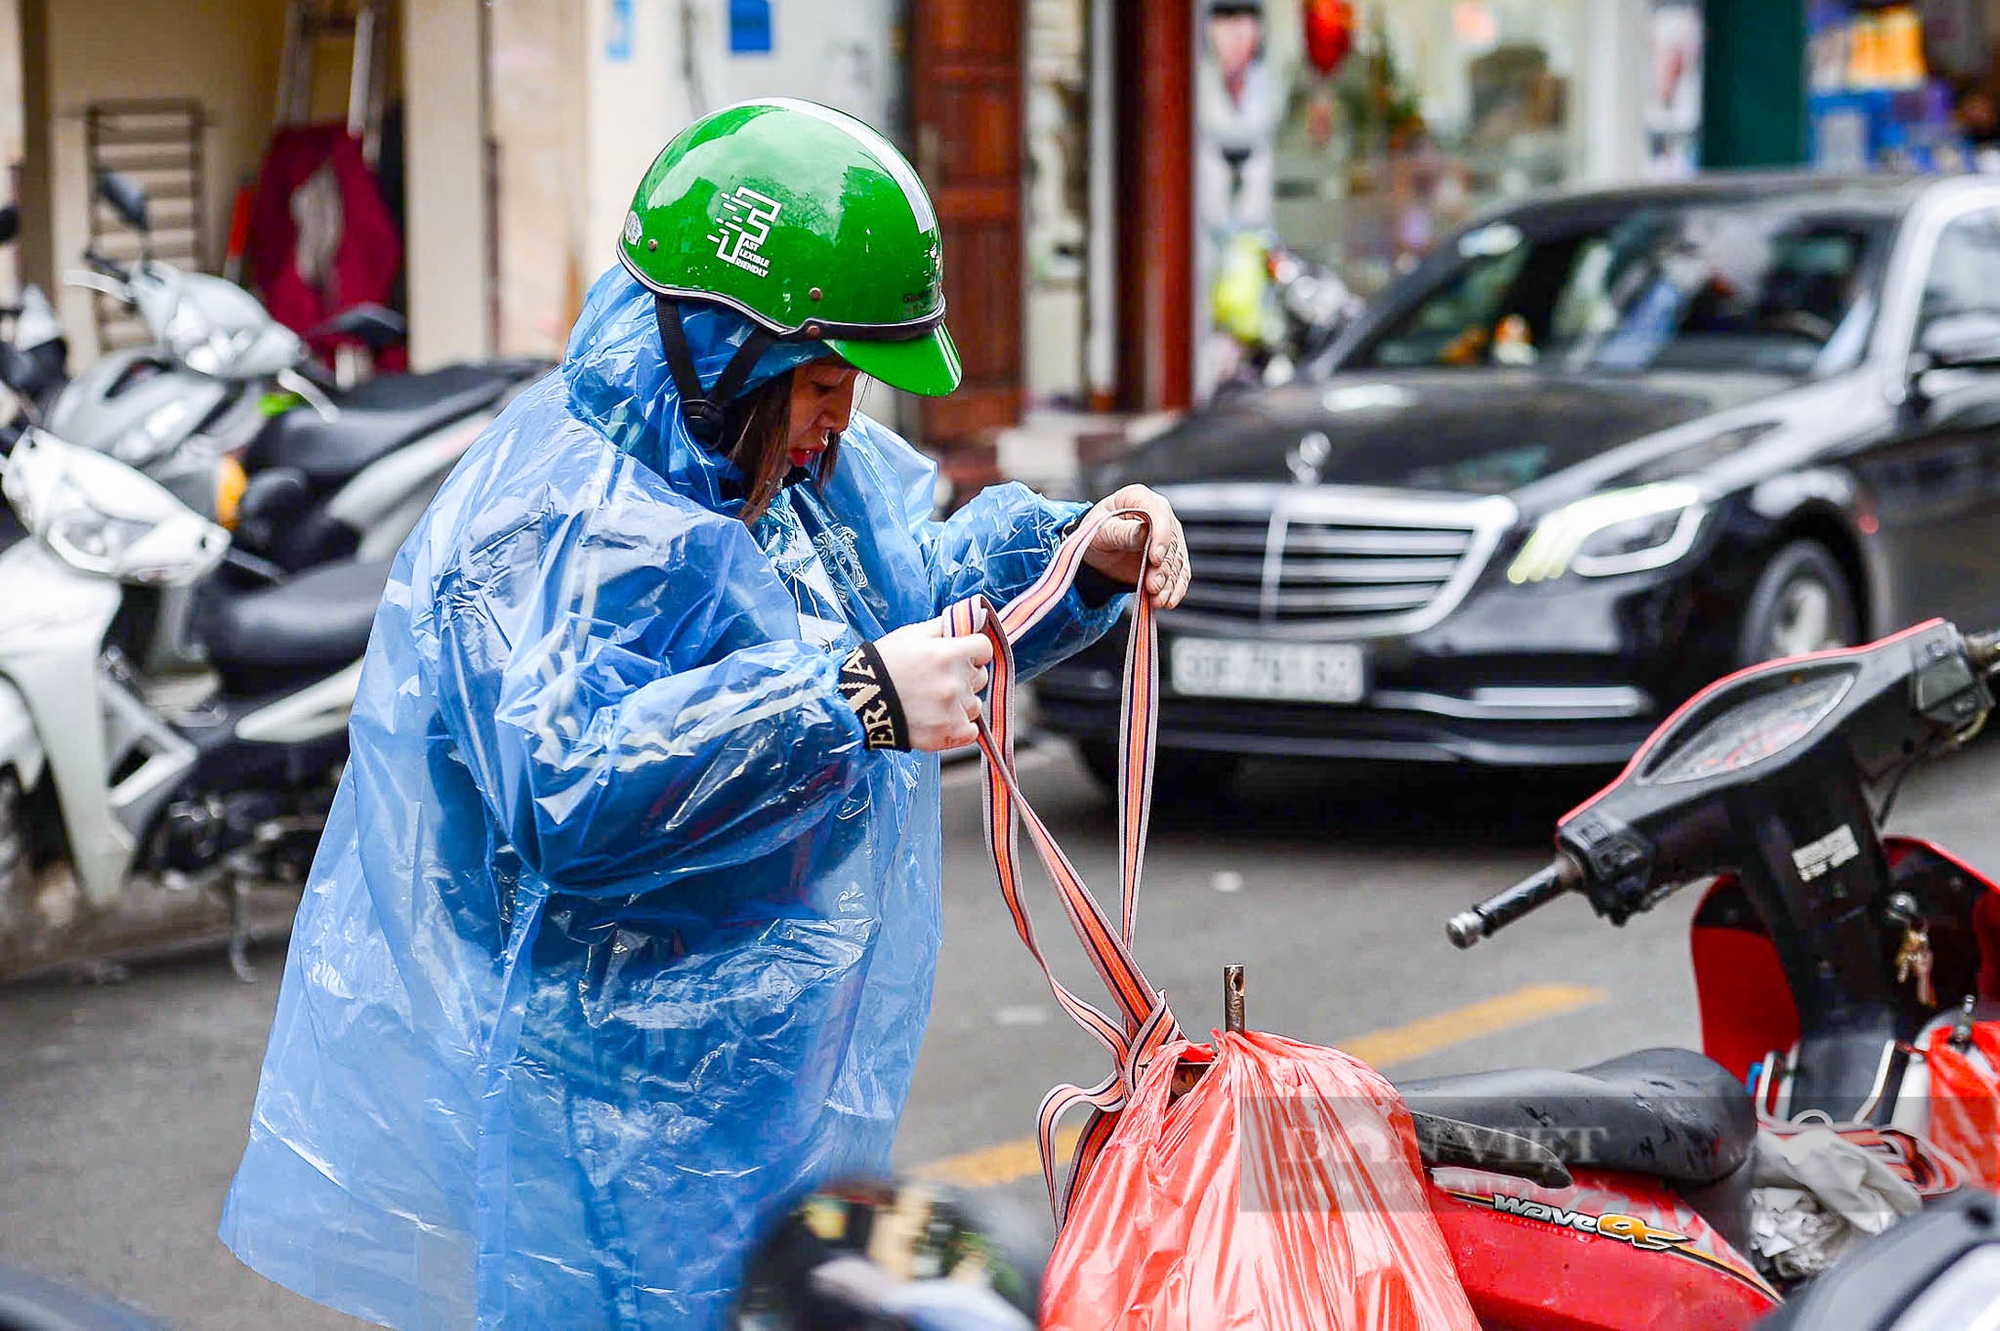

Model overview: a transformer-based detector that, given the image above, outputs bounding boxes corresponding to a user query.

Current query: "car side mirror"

[97,171,149,234]
[1916,312,2000,374]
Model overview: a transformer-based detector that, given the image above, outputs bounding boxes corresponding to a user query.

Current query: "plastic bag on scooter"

[1928,1022,2000,1184]
[1042,1029,1479,1331]
[946,514,1473,1330]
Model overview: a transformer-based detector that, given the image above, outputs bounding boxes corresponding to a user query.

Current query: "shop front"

[1805,0,1988,173]
[1703,0,2000,176]
[1193,0,1651,399]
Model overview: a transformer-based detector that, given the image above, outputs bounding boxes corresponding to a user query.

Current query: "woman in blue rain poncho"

[219,99,1188,1329]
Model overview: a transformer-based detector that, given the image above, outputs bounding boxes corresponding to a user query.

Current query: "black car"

[1039,172,2000,793]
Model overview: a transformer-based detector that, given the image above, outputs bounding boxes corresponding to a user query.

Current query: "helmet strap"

[654,295,776,447]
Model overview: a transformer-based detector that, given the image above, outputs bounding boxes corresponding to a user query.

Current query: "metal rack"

[84,99,206,349]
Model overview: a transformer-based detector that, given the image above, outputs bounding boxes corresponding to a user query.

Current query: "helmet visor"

[826,323,962,398]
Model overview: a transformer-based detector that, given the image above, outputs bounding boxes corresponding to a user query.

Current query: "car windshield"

[1350,200,1895,377]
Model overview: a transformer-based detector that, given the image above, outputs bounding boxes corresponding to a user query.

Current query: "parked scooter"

[54,171,540,572]
[1430,616,2000,1326]
[0,207,69,423]
[0,202,72,451]
[0,429,383,980]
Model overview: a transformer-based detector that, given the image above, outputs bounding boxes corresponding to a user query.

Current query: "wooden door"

[909,1,1024,444]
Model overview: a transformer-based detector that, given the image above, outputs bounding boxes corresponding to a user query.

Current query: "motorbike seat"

[1396,1047,1756,1187]
[198,558,391,695]
[248,363,516,490]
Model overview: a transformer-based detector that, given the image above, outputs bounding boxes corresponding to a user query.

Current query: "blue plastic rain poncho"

[219,269,1126,1329]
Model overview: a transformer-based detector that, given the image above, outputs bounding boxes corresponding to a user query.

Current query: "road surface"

[6,742,1999,1327]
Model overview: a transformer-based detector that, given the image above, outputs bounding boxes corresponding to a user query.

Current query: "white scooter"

[0,429,380,979]
[52,171,538,575]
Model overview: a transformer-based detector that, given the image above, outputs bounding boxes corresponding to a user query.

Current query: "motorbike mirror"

[0,204,19,247]
[311,302,407,353]
[1916,313,2000,374]
[97,171,150,234]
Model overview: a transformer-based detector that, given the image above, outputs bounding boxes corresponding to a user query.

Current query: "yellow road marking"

[1337,982,1606,1067]
[917,1126,1087,1191]
[913,981,1607,1189]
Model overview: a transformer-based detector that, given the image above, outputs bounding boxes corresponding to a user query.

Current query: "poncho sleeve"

[430,471,871,892]
[856,417,1130,679]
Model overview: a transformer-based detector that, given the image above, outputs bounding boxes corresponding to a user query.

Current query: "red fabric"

[1043,1030,1480,1330]
[1929,1023,2000,1186]
[245,125,401,357]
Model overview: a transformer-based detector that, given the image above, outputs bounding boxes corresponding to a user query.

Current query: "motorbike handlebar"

[1446,854,1584,950]
[1449,625,2000,955]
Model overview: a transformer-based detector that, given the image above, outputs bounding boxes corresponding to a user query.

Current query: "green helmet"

[619,98,961,420]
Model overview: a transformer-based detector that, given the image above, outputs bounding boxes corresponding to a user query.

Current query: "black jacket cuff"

[839,640,911,750]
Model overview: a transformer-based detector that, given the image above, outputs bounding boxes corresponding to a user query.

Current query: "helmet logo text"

[710,186,783,277]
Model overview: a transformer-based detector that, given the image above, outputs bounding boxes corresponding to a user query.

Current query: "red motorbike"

[1413,617,2000,1328]
[961,512,2000,1329]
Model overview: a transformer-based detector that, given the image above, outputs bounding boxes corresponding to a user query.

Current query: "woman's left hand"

[1079,485,1190,610]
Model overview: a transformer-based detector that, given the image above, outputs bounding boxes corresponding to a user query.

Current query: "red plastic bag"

[1043,1030,1480,1330]
[953,512,1477,1330]
[1928,1023,2000,1185]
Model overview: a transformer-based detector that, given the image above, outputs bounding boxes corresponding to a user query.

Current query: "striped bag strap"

[944,505,1181,1225]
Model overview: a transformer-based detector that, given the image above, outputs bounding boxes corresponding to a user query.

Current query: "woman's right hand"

[872,617,994,751]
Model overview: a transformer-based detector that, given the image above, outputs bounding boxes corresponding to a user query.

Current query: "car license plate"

[1169,638,1367,704]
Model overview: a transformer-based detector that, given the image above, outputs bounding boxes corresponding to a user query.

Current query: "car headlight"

[1508,482,1707,583]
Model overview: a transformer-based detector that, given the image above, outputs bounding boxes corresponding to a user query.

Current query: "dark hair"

[717,368,841,524]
